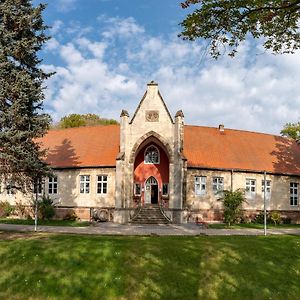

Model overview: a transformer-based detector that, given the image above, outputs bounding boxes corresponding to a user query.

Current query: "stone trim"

[129,131,174,163]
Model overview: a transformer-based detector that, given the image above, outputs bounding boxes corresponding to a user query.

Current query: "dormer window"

[144,145,160,164]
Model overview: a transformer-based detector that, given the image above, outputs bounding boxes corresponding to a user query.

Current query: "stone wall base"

[186,209,300,224]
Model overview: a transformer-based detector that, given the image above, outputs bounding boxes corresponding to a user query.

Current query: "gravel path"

[1,223,300,236]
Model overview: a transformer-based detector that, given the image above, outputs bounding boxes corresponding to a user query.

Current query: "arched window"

[144,145,160,164]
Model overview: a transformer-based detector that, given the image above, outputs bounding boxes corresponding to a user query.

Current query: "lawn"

[0,233,299,300]
[0,218,90,227]
[208,223,300,229]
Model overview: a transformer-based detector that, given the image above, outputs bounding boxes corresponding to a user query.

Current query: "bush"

[14,200,29,218]
[63,210,78,221]
[38,195,56,220]
[219,189,246,226]
[270,211,281,226]
[253,211,267,224]
[282,217,292,224]
[0,201,14,217]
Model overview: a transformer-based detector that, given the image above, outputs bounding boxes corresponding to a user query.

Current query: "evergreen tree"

[0,0,52,192]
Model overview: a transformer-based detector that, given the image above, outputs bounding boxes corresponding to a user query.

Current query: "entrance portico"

[114,81,186,223]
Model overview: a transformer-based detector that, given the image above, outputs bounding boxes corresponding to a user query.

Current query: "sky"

[36,0,300,134]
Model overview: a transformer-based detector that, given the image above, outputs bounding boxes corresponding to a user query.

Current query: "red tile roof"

[38,124,300,175]
[184,125,300,175]
[38,125,120,168]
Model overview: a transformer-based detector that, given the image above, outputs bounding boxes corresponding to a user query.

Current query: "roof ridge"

[48,124,120,132]
[184,124,286,139]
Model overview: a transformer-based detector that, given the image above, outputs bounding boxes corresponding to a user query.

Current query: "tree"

[180,0,300,58]
[218,189,246,226]
[54,113,119,129]
[0,0,52,193]
[281,121,300,140]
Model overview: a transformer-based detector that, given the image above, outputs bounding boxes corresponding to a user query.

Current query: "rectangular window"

[33,179,43,194]
[195,176,206,195]
[48,176,58,194]
[246,179,256,197]
[80,175,90,194]
[162,183,169,196]
[134,183,141,196]
[6,182,16,195]
[262,180,271,198]
[97,175,107,194]
[212,177,224,193]
[290,182,298,206]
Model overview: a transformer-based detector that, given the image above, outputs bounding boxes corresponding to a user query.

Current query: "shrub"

[63,210,78,221]
[14,200,28,218]
[270,211,281,226]
[253,211,267,224]
[219,189,246,226]
[0,201,14,217]
[282,217,292,224]
[38,195,56,220]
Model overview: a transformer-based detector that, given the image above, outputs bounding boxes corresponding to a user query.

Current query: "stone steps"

[131,206,170,224]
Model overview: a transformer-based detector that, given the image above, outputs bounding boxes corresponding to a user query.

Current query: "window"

[162,183,169,196]
[48,177,58,194]
[80,175,90,194]
[144,145,160,164]
[195,176,206,195]
[212,177,224,193]
[97,175,107,194]
[290,182,298,206]
[33,179,43,194]
[246,179,256,197]
[134,183,141,196]
[6,182,16,195]
[262,180,271,198]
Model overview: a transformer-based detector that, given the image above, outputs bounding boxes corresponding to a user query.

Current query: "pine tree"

[0,0,53,193]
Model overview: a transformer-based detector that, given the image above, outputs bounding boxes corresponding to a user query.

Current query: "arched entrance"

[145,176,158,204]
[133,139,169,207]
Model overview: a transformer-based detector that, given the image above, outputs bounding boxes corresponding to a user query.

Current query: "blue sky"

[37,0,300,134]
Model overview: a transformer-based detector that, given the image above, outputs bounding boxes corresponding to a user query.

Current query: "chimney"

[219,124,225,132]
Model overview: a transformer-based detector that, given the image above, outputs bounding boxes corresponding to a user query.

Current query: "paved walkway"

[1,223,300,236]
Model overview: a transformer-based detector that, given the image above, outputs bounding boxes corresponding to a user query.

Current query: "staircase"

[131,205,170,224]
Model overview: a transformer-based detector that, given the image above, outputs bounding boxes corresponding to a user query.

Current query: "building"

[2,81,300,223]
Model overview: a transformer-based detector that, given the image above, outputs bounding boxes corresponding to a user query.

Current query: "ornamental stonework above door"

[145,110,159,122]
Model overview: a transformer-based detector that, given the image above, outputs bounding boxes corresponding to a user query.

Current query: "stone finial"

[147,80,158,86]
[120,110,129,117]
[175,110,184,118]
[219,124,225,132]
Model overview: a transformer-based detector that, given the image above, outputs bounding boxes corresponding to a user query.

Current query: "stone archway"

[129,131,173,164]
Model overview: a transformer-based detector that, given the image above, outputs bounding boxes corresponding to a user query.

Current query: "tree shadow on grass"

[0,234,300,300]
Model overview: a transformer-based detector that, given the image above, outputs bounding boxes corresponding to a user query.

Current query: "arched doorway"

[145,176,158,204]
[133,140,169,207]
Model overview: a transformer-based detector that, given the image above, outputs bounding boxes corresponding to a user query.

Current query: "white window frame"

[212,177,224,194]
[97,175,107,194]
[80,175,90,194]
[262,180,271,199]
[134,183,141,196]
[246,179,256,198]
[144,145,160,164]
[6,182,16,196]
[195,176,206,196]
[290,182,298,206]
[48,176,58,194]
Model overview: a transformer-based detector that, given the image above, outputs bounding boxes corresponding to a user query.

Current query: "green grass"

[0,218,90,227]
[209,223,300,229]
[0,233,299,300]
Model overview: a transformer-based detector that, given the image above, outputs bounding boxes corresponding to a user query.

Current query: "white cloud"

[44,17,300,135]
[56,0,77,12]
